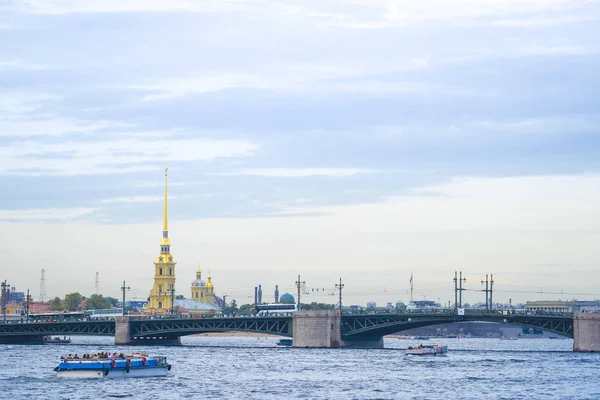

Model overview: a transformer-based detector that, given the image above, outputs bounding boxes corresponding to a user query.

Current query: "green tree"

[395,303,407,313]
[49,296,63,311]
[175,295,185,300]
[301,302,335,311]
[64,292,83,311]
[105,297,119,307]
[222,299,239,315]
[85,294,111,310]
[238,303,253,315]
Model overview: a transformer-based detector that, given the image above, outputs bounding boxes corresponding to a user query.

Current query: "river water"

[0,336,598,400]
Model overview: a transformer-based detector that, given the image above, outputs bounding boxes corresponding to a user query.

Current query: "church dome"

[279,293,295,304]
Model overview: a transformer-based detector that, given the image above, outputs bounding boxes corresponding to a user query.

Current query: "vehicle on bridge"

[85,309,123,319]
[28,312,88,322]
[253,303,297,316]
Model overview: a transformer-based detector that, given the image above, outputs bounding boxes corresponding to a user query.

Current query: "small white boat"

[406,344,448,356]
[55,353,171,378]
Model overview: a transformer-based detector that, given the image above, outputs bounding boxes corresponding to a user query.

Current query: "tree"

[64,292,83,311]
[105,297,119,307]
[175,295,185,300]
[222,299,239,315]
[49,297,63,311]
[301,302,335,311]
[395,303,407,313]
[238,303,253,315]
[85,294,111,310]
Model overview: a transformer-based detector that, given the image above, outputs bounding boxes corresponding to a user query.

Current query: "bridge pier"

[573,312,600,352]
[115,316,181,345]
[114,316,132,345]
[293,310,383,348]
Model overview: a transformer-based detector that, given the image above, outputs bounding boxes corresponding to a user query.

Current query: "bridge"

[1,311,587,349]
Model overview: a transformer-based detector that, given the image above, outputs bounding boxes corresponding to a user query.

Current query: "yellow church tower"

[147,168,176,313]
[191,266,215,303]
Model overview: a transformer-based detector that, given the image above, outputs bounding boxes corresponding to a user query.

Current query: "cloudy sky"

[1,0,599,306]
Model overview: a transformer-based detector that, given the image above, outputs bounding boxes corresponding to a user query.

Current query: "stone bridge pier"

[292,310,383,348]
[115,316,181,346]
[573,312,600,352]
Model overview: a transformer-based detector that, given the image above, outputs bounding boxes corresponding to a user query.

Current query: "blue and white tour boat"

[55,352,171,378]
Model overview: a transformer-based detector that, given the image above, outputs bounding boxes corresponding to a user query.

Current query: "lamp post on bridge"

[295,275,305,312]
[453,272,466,309]
[335,278,344,314]
[481,274,490,311]
[1,280,9,323]
[121,281,130,316]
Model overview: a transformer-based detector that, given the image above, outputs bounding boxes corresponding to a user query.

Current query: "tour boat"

[55,353,171,378]
[406,344,448,356]
[276,339,293,346]
[43,336,72,344]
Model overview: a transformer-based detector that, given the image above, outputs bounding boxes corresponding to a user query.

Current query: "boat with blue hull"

[55,354,171,378]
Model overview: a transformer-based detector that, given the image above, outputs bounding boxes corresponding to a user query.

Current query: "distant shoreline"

[192,332,280,337]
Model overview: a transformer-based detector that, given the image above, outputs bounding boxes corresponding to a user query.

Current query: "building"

[279,293,295,304]
[190,267,214,301]
[147,168,177,313]
[175,266,221,315]
[525,300,600,313]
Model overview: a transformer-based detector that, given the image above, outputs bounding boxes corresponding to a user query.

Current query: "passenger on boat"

[67,354,73,360]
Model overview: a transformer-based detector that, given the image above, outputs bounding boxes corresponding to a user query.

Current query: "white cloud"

[3,173,600,302]
[13,0,259,14]
[0,137,260,175]
[0,207,98,220]
[0,118,121,137]
[0,92,62,116]
[0,58,51,70]
[101,196,175,204]
[279,174,600,233]
[220,168,378,177]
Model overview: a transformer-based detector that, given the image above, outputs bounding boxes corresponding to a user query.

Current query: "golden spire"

[164,167,168,232]
[160,168,171,249]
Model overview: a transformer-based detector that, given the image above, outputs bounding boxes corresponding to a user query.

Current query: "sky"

[1,0,599,307]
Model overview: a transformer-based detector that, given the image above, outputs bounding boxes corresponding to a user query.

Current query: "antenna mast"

[39,269,46,302]
[95,272,100,295]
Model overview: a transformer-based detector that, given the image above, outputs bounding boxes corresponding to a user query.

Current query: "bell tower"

[148,168,176,313]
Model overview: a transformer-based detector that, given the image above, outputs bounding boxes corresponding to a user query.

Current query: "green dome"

[279,293,295,304]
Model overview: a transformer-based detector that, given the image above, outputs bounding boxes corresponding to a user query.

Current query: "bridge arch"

[341,313,573,339]
[129,317,293,339]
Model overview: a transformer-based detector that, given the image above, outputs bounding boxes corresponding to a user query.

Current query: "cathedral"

[147,168,176,313]
[175,266,223,315]
[146,168,223,315]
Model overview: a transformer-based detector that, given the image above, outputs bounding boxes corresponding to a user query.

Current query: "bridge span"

[1,311,597,351]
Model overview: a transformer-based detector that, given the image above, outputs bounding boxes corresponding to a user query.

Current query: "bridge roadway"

[0,311,573,344]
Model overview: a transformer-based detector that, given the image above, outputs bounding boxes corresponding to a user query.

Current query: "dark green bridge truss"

[0,320,115,337]
[0,313,573,341]
[342,313,573,339]
[129,317,292,339]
